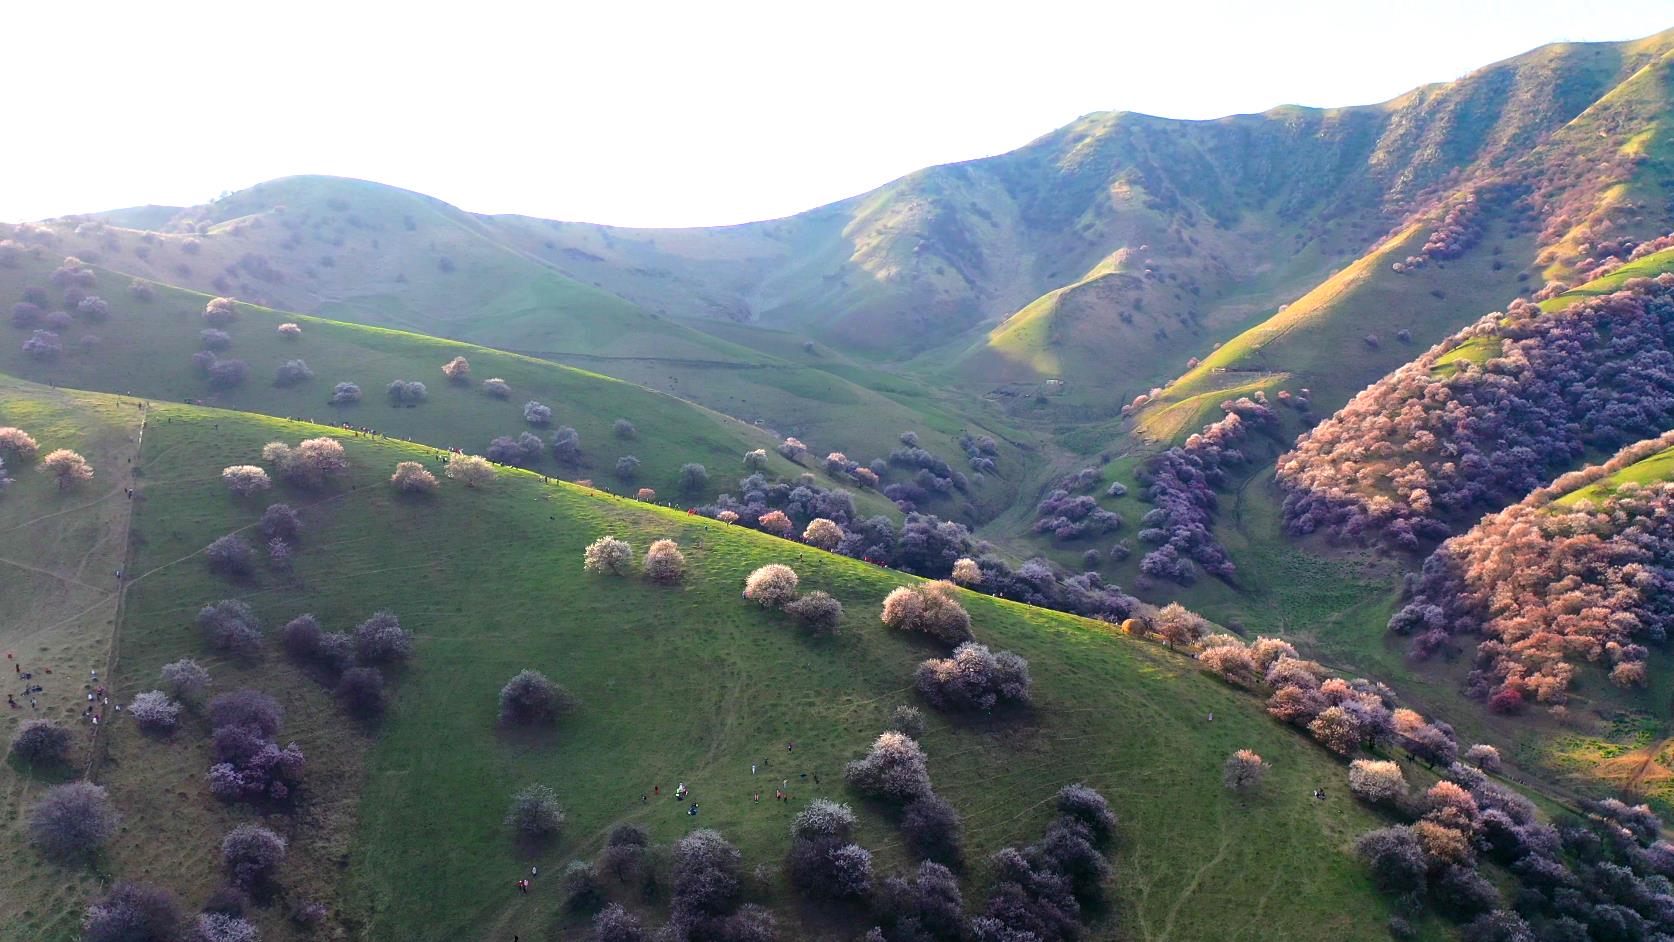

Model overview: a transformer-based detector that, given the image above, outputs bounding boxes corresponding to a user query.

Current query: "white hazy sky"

[6,1,1671,227]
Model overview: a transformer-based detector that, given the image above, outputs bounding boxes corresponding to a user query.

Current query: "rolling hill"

[0,246,913,516]
[2,375,1431,942]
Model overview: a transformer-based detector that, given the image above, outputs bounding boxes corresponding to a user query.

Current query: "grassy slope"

[0,251,887,513]
[0,377,1432,942]
[28,211,1026,517]
[0,385,142,942]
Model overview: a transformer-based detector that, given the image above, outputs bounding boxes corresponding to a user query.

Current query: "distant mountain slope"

[37,30,1674,389]
[0,246,841,508]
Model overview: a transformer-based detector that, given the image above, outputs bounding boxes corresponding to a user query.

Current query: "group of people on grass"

[5,653,109,727]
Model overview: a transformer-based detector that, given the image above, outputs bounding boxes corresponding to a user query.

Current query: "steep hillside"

[1276,249,1674,549]
[0,376,1434,942]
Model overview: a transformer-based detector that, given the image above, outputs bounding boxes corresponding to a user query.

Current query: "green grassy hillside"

[0,376,1433,942]
[0,251,871,510]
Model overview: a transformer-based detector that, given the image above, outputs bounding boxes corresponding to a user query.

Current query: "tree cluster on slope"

[1279,274,1674,549]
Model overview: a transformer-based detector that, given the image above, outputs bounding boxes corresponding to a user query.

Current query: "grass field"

[0,383,144,942]
[0,376,1437,941]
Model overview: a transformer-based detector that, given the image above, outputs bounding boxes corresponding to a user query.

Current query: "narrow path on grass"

[86,410,145,777]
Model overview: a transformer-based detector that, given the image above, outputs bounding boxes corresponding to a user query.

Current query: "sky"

[6,0,1672,227]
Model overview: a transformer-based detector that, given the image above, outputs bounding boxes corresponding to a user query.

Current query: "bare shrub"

[915,643,1031,712]
[259,503,301,544]
[552,426,581,464]
[204,534,257,577]
[192,913,258,942]
[743,564,798,607]
[391,461,439,494]
[40,449,93,489]
[83,881,182,942]
[441,356,471,384]
[274,358,314,387]
[756,509,793,537]
[330,382,362,405]
[888,704,926,739]
[129,691,181,731]
[221,465,271,497]
[336,667,387,718]
[29,781,119,859]
[1465,744,1502,772]
[802,518,843,550]
[613,418,637,440]
[198,600,262,656]
[445,454,495,487]
[679,463,709,493]
[845,731,931,802]
[387,380,427,405]
[1349,759,1409,804]
[352,610,412,664]
[584,536,633,575]
[263,437,348,488]
[203,297,238,325]
[880,581,971,643]
[1223,749,1269,793]
[11,718,71,764]
[506,783,566,841]
[499,669,576,726]
[207,358,250,389]
[221,823,286,889]
[277,322,302,339]
[0,427,39,462]
[482,378,511,399]
[200,328,232,350]
[524,401,552,426]
[280,614,323,660]
[644,539,686,583]
[784,591,843,634]
[208,690,283,737]
[161,659,210,700]
[901,793,963,864]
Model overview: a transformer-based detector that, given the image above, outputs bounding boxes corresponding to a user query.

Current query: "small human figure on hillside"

[751,763,757,775]
[654,784,660,796]
[1208,711,1214,722]
[531,865,538,877]
[688,803,699,816]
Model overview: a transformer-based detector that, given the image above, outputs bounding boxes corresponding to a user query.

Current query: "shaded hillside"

[1391,427,1674,710]
[1131,34,1674,441]
[0,376,1434,942]
[1276,249,1674,549]
[0,248,847,509]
